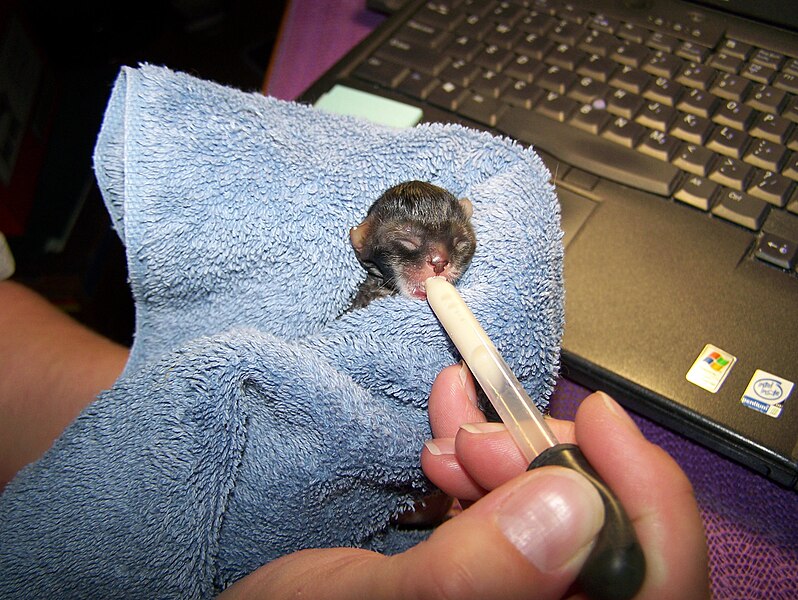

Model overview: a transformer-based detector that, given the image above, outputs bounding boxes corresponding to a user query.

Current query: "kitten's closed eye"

[396,236,422,251]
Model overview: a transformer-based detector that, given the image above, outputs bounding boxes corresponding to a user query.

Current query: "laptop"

[298,0,798,489]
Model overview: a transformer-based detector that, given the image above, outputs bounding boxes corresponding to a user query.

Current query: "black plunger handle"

[529,444,646,600]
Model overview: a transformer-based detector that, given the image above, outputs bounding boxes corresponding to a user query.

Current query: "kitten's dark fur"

[349,180,477,309]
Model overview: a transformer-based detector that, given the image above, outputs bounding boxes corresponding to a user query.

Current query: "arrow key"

[755,232,798,269]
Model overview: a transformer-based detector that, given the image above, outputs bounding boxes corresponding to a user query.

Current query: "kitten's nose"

[429,255,449,275]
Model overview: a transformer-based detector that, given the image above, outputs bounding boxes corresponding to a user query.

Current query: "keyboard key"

[618,22,647,44]
[396,70,438,99]
[587,13,619,34]
[675,62,716,91]
[710,72,750,101]
[439,58,480,86]
[784,58,798,77]
[740,62,775,85]
[611,40,650,68]
[675,41,709,63]
[609,66,651,94]
[497,107,680,195]
[709,156,754,190]
[643,51,683,79]
[745,84,787,113]
[712,99,754,129]
[644,76,683,106]
[755,233,798,269]
[606,88,644,119]
[706,125,750,159]
[446,35,482,60]
[670,112,713,144]
[521,12,557,36]
[636,101,677,131]
[719,38,752,60]
[576,54,617,82]
[504,54,544,82]
[549,20,584,46]
[783,154,798,181]
[602,116,647,147]
[427,81,469,110]
[567,76,611,103]
[751,48,784,70]
[707,53,743,74]
[485,22,524,49]
[749,112,792,144]
[711,188,769,230]
[675,174,719,210]
[579,31,619,57]
[748,170,795,207]
[396,19,452,50]
[503,79,544,108]
[377,38,450,75]
[743,138,787,171]
[537,65,578,94]
[517,33,555,60]
[354,56,409,88]
[569,102,611,134]
[458,93,506,126]
[773,72,798,95]
[784,96,798,123]
[638,129,681,160]
[535,91,579,121]
[415,3,465,31]
[788,128,798,152]
[646,31,679,53]
[677,88,718,118]
[473,44,514,71]
[546,43,588,71]
[673,143,716,176]
[456,13,494,40]
[471,69,512,97]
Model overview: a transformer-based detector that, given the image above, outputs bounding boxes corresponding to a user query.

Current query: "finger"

[575,392,710,600]
[428,363,485,439]
[421,437,488,500]
[423,417,576,498]
[221,466,606,600]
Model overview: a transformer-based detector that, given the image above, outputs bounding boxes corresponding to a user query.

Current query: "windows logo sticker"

[686,344,737,393]
[704,351,730,372]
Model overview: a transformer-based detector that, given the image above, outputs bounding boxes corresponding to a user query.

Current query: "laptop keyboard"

[350,0,798,273]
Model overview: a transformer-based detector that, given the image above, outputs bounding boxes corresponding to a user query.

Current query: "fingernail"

[496,468,604,573]
[424,438,455,456]
[460,422,506,434]
[596,391,641,436]
[458,361,478,407]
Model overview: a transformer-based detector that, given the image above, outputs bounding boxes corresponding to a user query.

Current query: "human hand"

[220,364,708,600]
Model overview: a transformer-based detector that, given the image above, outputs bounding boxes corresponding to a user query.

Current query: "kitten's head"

[350,181,476,299]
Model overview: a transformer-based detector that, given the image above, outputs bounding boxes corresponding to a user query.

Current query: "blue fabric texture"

[0,64,563,597]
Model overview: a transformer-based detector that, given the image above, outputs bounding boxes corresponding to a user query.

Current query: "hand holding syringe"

[425,276,645,600]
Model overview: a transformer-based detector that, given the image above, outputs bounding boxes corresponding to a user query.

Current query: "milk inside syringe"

[425,277,558,461]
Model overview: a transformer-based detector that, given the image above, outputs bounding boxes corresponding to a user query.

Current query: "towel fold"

[0,64,563,598]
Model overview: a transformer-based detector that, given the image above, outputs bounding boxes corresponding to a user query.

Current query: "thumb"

[220,466,605,600]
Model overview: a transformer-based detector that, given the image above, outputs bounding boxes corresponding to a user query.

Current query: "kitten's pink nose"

[429,256,449,275]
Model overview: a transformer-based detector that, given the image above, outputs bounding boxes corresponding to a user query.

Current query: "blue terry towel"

[0,64,563,598]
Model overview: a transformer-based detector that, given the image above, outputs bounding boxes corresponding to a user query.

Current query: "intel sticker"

[741,370,794,418]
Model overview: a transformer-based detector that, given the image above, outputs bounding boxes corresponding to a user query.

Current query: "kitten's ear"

[459,197,473,219]
[349,217,373,260]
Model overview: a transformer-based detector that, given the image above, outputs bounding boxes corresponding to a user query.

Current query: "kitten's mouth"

[411,288,427,300]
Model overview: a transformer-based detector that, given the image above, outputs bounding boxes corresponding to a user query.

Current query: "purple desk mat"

[264,2,798,596]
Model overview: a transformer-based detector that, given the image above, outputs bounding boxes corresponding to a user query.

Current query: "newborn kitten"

[349,180,477,309]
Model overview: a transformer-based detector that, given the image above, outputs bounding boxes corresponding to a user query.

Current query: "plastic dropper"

[425,276,645,600]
